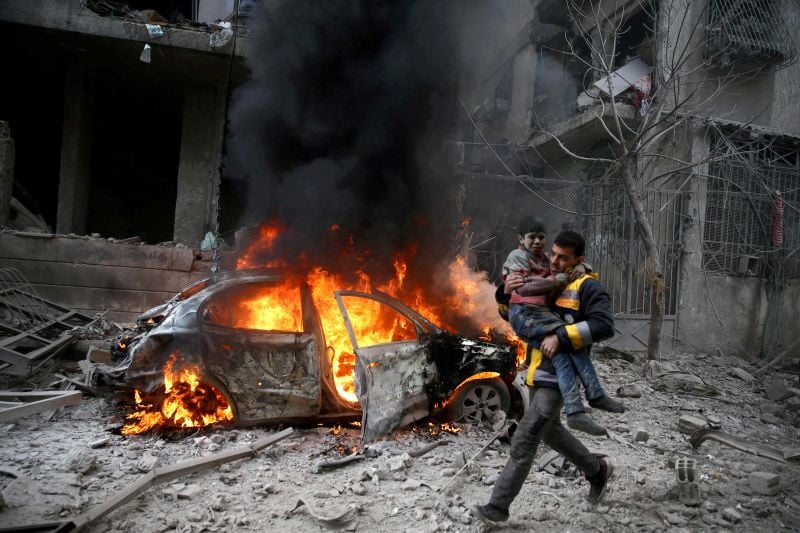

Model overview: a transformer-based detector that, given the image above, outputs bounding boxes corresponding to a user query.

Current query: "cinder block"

[749,471,780,496]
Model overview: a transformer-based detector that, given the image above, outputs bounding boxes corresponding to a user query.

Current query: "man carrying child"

[501,218,623,435]
[472,228,619,523]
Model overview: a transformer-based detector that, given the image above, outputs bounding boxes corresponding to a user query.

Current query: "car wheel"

[448,377,511,423]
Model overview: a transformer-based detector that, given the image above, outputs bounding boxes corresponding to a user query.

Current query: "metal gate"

[578,184,688,352]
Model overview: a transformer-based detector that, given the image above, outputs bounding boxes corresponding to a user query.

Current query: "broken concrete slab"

[749,472,780,496]
[765,379,794,402]
[677,415,708,434]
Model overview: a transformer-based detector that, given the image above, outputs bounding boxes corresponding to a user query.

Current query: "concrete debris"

[633,429,649,442]
[644,479,669,501]
[749,471,781,496]
[765,378,794,402]
[677,415,708,434]
[66,450,97,474]
[721,507,742,523]
[88,437,110,449]
[616,384,643,397]
[177,483,203,500]
[136,453,159,473]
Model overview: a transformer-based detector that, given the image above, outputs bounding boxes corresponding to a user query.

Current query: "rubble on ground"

[0,348,798,531]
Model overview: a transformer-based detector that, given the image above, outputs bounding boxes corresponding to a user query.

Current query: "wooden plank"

[3,259,201,293]
[73,428,295,530]
[0,391,82,423]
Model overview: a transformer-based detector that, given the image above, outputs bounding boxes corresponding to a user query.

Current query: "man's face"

[550,243,583,273]
[519,231,546,254]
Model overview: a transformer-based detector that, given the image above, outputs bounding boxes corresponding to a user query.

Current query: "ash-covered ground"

[1,349,799,532]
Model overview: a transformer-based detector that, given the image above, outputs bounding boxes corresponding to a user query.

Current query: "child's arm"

[516,273,568,296]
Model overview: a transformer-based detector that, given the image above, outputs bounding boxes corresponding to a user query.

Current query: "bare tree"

[529,0,770,360]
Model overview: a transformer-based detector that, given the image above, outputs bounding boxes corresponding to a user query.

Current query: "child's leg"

[568,353,606,402]
[508,304,564,341]
[551,352,584,416]
[570,352,626,413]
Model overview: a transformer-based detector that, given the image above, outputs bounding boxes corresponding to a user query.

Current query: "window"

[203,283,304,332]
[705,0,798,70]
[703,134,800,278]
[339,296,417,348]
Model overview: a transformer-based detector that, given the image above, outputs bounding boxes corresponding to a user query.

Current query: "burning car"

[114,270,520,442]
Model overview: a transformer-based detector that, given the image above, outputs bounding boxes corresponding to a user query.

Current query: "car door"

[334,290,443,442]
[200,280,322,423]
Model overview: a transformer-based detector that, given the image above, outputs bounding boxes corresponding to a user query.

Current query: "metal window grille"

[705,0,798,70]
[703,135,800,278]
[494,61,514,115]
[579,181,687,316]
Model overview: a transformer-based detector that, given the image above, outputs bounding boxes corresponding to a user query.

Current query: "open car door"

[334,290,443,443]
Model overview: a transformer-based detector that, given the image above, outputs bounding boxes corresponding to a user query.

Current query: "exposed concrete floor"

[1,351,799,532]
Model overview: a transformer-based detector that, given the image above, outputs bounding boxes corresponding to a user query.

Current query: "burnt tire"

[447,377,511,423]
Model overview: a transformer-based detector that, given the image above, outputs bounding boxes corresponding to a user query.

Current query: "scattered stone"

[677,415,708,434]
[730,367,753,382]
[210,434,225,445]
[616,384,643,398]
[351,483,367,496]
[403,479,423,491]
[749,472,780,496]
[178,484,203,500]
[89,437,111,449]
[720,507,742,523]
[706,415,721,429]
[207,443,222,452]
[645,479,669,501]
[483,474,498,485]
[702,500,717,513]
[263,483,278,494]
[210,493,229,512]
[531,508,549,522]
[765,379,794,402]
[163,483,186,499]
[440,468,456,477]
[414,509,426,520]
[633,429,649,442]
[66,451,97,474]
[137,454,159,473]
[760,413,782,425]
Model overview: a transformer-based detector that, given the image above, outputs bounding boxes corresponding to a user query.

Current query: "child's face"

[519,231,546,254]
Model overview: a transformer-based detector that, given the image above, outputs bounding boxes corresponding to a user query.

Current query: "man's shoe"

[587,457,614,504]
[470,503,509,524]
[588,395,626,413]
[567,412,607,436]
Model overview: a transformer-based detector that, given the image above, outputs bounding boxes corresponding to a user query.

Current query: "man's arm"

[553,278,614,351]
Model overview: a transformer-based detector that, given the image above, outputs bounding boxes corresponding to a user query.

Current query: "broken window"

[338,295,417,347]
[202,283,304,333]
[702,133,800,278]
[705,0,798,70]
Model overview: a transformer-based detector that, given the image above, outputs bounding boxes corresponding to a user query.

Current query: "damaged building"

[454,0,800,358]
[0,0,251,321]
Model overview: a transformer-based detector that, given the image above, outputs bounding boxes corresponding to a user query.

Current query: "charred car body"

[110,270,519,442]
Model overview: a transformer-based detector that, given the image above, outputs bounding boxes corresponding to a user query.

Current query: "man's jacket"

[524,274,614,388]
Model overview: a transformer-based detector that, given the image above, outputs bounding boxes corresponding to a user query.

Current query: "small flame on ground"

[121,354,233,435]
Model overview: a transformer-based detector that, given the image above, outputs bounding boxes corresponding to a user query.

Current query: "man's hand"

[505,272,525,293]
[540,334,560,358]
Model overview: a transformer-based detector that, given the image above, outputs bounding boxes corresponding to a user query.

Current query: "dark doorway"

[0,22,66,231]
[86,72,182,242]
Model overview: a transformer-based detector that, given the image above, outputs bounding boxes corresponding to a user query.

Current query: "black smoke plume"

[227,0,462,284]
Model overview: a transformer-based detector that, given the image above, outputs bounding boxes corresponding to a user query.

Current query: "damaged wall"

[0,232,208,322]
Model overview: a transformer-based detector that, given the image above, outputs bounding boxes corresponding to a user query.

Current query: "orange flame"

[121,354,233,435]
[230,224,522,405]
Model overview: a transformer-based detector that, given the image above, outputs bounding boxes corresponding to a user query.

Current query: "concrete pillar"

[56,64,91,235]
[0,121,14,227]
[173,83,225,246]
